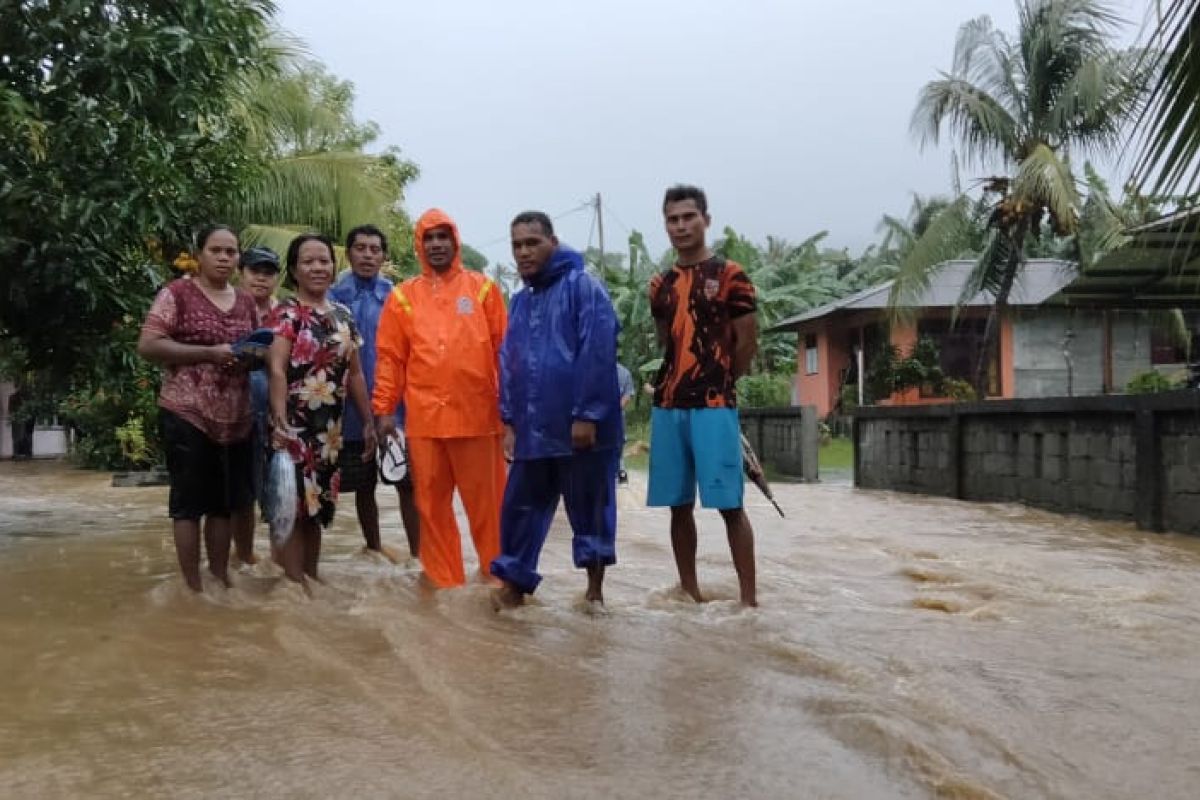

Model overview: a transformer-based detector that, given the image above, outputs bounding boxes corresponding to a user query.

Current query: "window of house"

[916,317,1000,396]
[804,334,819,374]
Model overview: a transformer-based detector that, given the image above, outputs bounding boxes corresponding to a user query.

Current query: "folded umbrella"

[741,433,785,518]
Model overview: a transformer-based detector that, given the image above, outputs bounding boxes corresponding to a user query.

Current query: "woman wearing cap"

[137,224,257,592]
[266,233,375,585]
[231,246,282,565]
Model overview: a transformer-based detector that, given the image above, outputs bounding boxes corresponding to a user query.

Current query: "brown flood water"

[1,460,1199,799]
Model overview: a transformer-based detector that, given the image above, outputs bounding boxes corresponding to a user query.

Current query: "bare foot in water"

[281,573,313,598]
[209,570,232,589]
[585,564,605,606]
[491,583,525,611]
[362,545,402,564]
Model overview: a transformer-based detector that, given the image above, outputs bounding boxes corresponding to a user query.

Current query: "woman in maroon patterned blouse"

[137,224,256,592]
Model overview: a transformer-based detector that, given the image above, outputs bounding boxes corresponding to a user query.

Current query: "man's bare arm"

[730,314,758,381]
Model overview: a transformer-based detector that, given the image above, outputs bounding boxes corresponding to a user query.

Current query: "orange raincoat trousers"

[372,209,508,587]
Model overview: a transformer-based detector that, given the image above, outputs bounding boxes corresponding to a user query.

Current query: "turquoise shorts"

[647,407,744,510]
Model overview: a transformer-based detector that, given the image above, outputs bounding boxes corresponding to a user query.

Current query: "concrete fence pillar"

[948,410,964,499]
[1135,407,1164,532]
[800,406,818,482]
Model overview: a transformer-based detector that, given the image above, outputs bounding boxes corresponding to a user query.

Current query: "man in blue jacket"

[329,224,420,561]
[491,211,622,608]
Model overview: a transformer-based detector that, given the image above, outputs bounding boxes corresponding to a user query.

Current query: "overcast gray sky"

[277,0,1153,266]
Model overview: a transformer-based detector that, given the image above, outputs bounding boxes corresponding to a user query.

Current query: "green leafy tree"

[714,228,846,374]
[1135,0,1200,197]
[0,0,275,375]
[461,244,489,270]
[602,231,660,390]
[894,0,1150,394]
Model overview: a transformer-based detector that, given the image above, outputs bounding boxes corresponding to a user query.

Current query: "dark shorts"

[161,409,253,520]
[338,440,412,493]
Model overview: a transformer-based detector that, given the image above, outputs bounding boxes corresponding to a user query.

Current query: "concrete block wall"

[853,392,1200,536]
[959,415,1137,517]
[856,417,953,494]
[1012,309,1152,397]
[1110,311,1154,390]
[740,406,819,482]
[1161,412,1200,535]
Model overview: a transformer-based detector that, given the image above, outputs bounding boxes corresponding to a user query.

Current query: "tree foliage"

[1135,0,1200,197]
[229,61,421,273]
[0,0,276,375]
[898,0,1151,393]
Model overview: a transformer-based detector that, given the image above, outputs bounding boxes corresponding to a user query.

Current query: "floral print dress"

[269,298,362,526]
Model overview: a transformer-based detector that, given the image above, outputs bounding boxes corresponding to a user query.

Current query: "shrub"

[737,373,792,407]
[1126,370,1178,395]
[942,378,978,402]
[839,383,860,412]
[59,327,162,470]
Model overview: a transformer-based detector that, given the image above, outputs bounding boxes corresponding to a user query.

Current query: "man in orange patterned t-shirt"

[648,185,759,607]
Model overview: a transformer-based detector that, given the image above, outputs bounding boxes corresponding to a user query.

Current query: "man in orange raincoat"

[372,209,508,588]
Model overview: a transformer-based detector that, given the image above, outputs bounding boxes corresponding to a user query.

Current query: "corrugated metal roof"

[1045,207,1200,309]
[770,259,1076,332]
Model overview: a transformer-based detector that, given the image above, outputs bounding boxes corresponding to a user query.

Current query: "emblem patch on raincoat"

[456,296,474,315]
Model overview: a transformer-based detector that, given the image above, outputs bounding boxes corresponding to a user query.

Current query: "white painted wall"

[0,380,68,459]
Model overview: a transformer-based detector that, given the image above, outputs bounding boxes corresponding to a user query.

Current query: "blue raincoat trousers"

[490,246,623,595]
[496,449,619,594]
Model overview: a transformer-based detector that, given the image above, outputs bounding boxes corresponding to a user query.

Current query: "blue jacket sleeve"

[571,276,619,423]
[499,294,519,425]
[328,272,351,305]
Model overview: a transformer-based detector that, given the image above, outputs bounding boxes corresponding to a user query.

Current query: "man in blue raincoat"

[491,211,622,608]
[329,224,420,561]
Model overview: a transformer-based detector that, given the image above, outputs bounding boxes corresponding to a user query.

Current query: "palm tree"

[894,0,1149,394]
[1136,0,1200,197]
[877,193,959,262]
[229,61,419,267]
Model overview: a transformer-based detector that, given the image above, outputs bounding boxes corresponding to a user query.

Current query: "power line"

[474,201,592,250]
[604,202,636,239]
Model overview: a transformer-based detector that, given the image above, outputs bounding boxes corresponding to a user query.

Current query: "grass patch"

[624,429,855,478]
[819,436,854,472]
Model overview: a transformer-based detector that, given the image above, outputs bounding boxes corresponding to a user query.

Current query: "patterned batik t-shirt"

[648,257,756,409]
[142,278,255,443]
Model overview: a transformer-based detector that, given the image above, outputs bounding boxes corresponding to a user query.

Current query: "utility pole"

[594,192,605,275]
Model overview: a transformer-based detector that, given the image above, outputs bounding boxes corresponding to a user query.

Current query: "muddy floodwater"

[1,461,1198,799]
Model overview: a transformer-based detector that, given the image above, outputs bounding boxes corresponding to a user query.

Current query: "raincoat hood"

[413,208,464,277]
[526,245,582,289]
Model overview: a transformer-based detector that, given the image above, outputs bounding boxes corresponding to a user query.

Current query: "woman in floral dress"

[267,233,376,584]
